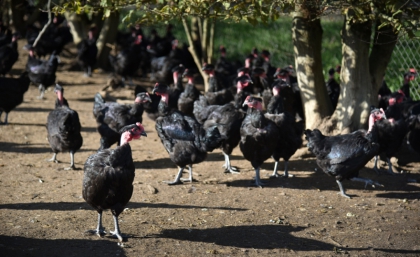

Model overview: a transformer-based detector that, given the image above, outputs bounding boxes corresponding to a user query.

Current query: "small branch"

[32,0,52,48]
[182,17,208,91]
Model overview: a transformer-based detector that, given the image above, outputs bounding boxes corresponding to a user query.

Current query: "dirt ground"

[1,41,420,257]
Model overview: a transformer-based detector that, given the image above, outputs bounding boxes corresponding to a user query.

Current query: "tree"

[55,0,420,132]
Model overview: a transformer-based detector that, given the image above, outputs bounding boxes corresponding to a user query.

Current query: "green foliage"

[54,0,420,38]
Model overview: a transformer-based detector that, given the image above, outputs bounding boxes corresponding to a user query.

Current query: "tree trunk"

[96,11,119,71]
[207,21,215,64]
[332,10,374,133]
[369,22,398,95]
[182,17,209,91]
[64,12,90,45]
[292,2,331,130]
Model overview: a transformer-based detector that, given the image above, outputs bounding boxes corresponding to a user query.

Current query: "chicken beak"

[141,131,147,137]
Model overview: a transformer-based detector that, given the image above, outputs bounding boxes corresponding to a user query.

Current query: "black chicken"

[93,92,152,150]
[25,16,73,59]
[177,68,201,116]
[407,113,420,155]
[273,67,304,121]
[109,35,143,86]
[77,28,98,77]
[326,67,340,111]
[0,32,19,77]
[153,83,223,185]
[400,68,418,100]
[373,108,409,175]
[266,82,285,114]
[53,84,69,108]
[240,96,280,187]
[252,67,271,107]
[149,39,182,84]
[304,108,386,198]
[194,95,244,173]
[83,123,147,242]
[265,106,303,178]
[215,45,237,82]
[234,74,254,111]
[167,64,185,111]
[0,72,31,124]
[26,48,59,99]
[46,84,83,170]
[0,22,12,48]
[202,63,229,92]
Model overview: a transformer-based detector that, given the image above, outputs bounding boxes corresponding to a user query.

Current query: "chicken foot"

[350,177,384,189]
[37,84,45,99]
[373,156,397,175]
[180,165,194,182]
[47,153,58,163]
[270,160,294,178]
[222,152,239,174]
[252,167,267,187]
[110,214,124,242]
[336,180,351,198]
[85,212,106,237]
[64,151,76,170]
[165,166,185,185]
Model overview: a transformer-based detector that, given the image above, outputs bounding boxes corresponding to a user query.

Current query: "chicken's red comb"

[135,122,144,130]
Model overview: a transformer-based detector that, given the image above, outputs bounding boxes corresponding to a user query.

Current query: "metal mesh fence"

[386,37,420,100]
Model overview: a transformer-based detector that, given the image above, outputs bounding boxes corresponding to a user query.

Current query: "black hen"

[304,108,386,198]
[326,68,340,111]
[26,48,59,99]
[153,83,223,185]
[194,95,244,173]
[240,96,280,187]
[0,23,12,48]
[407,104,420,154]
[46,84,83,170]
[0,33,19,77]
[25,17,73,59]
[83,123,147,242]
[0,72,31,124]
[77,28,98,77]
[373,108,409,175]
[265,111,303,178]
[109,35,143,86]
[177,68,201,116]
[234,74,254,111]
[93,92,151,150]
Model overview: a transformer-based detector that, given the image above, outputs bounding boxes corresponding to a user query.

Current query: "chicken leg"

[85,212,106,237]
[37,84,45,99]
[222,152,239,174]
[336,180,351,198]
[64,151,76,170]
[165,166,184,185]
[270,160,294,178]
[110,214,124,242]
[253,167,267,187]
[47,153,58,163]
[373,156,396,175]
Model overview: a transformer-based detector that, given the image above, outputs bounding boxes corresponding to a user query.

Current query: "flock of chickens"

[1,17,420,243]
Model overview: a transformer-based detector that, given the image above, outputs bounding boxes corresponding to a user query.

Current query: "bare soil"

[1,41,420,257]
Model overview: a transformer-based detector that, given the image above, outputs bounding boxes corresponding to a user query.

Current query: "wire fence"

[386,36,420,100]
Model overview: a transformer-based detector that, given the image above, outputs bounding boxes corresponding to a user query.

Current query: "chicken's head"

[135,92,152,104]
[54,84,64,106]
[243,96,263,110]
[119,123,147,144]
